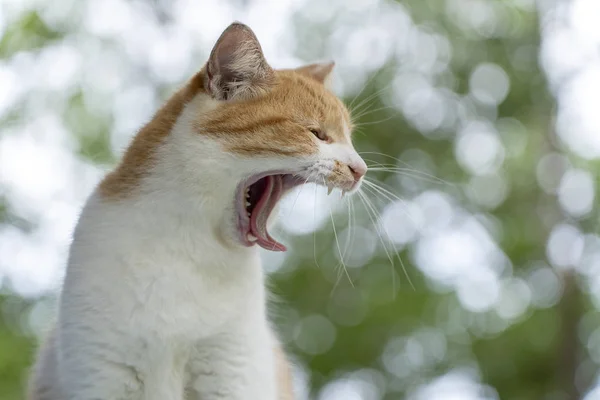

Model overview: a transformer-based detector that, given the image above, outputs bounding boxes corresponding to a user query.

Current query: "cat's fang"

[327,185,334,195]
[247,233,258,242]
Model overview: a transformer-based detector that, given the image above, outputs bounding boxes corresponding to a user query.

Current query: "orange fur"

[99,72,205,199]
[197,70,352,157]
[100,67,352,199]
[274,343,294,400]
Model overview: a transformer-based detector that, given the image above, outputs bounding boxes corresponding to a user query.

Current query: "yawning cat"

[28,22,367,400]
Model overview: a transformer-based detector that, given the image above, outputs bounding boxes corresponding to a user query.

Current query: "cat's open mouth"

[236,173,304,252]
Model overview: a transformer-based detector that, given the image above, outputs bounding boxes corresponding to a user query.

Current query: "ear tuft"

[295,61,335,87]
[205,22,275,101]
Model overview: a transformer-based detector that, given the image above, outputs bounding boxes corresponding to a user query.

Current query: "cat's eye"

[310,128,328,142]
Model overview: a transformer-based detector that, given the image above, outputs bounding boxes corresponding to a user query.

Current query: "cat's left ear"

[205,22,275,101]
[295,62,335,88]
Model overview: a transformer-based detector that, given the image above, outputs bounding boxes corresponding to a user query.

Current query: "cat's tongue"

[250,175,286,252]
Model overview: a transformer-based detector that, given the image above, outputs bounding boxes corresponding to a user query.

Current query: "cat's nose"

[348,161,367,182]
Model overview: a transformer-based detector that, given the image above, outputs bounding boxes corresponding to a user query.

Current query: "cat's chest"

[70,194,266,337]
[118,250,265,336]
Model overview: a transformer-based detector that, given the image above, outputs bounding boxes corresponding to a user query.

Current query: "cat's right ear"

[204,22,275,101]
[294,62,335,87]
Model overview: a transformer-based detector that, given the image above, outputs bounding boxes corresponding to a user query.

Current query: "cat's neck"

[83,182,257,271]
[94,76,245,251]
[89,129,253,263]
[99,72,206,200]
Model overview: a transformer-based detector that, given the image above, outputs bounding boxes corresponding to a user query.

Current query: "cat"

[27,22,367,400]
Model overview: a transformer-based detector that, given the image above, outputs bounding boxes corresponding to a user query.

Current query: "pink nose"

[348,162,367,182]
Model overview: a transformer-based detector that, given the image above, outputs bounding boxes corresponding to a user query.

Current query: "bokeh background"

[1,0,600,399]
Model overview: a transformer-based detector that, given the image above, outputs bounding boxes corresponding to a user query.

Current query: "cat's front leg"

[143,369,185,400]
[140,344,189,400]
[57,350,143,400]
[57,329,186,400]
[187,328,277,400]
[60,353,185,400]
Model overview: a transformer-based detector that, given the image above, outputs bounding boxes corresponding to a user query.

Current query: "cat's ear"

[204,22,275,101]
[295,62,335,88]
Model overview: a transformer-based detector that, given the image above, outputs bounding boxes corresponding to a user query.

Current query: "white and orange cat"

[28,22,367,400]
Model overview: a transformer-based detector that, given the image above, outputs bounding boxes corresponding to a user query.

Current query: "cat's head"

[103,22,367,252]
[184,22,368,252]
[186,23,367,252]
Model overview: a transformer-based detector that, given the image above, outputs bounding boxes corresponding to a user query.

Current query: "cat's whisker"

[347,197,359,287]
[360,185,407,258]
[340,193,357,275]
[352,127,368,138]
[356,190,396,284]
[359,152,453,185]
[365,167,451,186]
[330,194,352,297]
[361,158,393,167]
[362,159,424,176]
[361,181,423,256]
[347,71,382,112]
[362,155,453,192]
[359,151,404,161]
[359,185,415,292]
[353,115,396,127]
[349,197,356,261]
[367,171,446,186]
[340,193,354,263]
[349,81,393,118]
[348,84,386,118]
[321,178,353,288]
[330,203,350,296]
[329,202,354,288]
[312,182,322,270]
[356,190,399,296]
[287,172,316,218]
[365,181,417,290]
[351,105,395,122]
[350,95,385,119]
[362,179,419,227]
[363,178,407,202]
[274,172,317,252]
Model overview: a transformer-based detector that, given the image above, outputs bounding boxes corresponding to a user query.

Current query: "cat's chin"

[234,172,305,252]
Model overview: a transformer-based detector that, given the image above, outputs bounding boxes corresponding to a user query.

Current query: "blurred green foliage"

[0,296,35,400]
[0,11,63,58]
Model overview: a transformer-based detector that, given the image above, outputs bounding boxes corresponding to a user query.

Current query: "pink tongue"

[250,176,286,252]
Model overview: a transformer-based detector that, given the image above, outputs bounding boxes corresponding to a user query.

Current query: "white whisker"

[287,172,315,218]
[321,177,353,289]
[312,182,322,270]
[356,190,396,290]
[358,188,414,292]
[360,152,452,185]
[362,179,420,228]
[347,73,388,114]
[367,168,450,186]
[351,105,395,122]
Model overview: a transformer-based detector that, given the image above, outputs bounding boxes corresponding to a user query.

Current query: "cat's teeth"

[327,185,334,195]
[247,212,251,218]
[246,201,251,207]
[245,189,250,199]
[247,233,258,242]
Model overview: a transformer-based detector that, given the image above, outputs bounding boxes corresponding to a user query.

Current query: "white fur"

[30,90,366,400]
[31,95,281,400]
